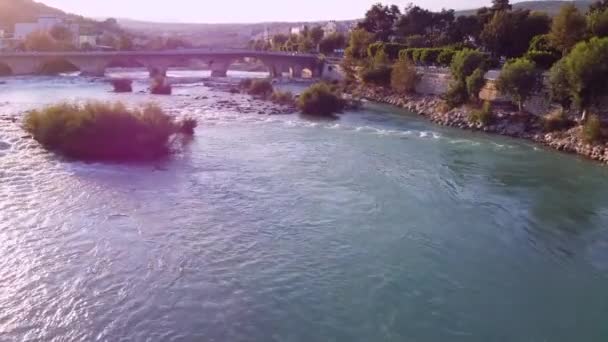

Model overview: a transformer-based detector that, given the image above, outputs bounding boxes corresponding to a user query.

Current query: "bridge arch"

[0,62,12,76]
[38,58,80,75]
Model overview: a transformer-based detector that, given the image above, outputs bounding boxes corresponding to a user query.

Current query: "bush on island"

[270,90,295,106]
[247,79,274,98]
[111,78,133,93]
[298,83,346,116]
[24,101,197,161]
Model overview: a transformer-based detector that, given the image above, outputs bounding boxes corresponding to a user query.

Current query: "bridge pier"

[289,65,303,79]
[209,61,230,77]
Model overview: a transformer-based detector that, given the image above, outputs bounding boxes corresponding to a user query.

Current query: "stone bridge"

[0,49,323,78]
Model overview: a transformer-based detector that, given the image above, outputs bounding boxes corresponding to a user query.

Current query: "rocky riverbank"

[354,86,608,165]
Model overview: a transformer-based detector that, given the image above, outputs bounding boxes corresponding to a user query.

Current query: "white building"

[14,16,79,42]
[78,35,97,48]
[323,21,338,37]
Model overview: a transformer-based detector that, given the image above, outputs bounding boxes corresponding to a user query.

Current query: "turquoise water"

[0,73,607,341]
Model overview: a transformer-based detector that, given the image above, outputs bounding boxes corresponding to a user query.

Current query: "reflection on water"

[0,71,607,341]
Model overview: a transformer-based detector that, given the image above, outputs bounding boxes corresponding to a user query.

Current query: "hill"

[456,0,595,16]
[0,0,68,30]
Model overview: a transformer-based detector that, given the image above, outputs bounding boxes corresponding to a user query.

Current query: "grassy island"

[24,101,197,161]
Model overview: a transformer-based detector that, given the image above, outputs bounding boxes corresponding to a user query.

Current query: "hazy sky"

[42,0,493,23]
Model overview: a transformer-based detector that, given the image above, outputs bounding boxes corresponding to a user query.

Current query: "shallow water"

[1,71,608,341]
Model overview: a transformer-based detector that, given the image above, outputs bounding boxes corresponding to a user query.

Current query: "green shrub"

[270,90,295,106]
[525,50,560,70]
[542,108,570,132]
[111,78,132,93]
[436,49,456,66]
[23,101,196,161]
[391,58,418,94]
[583,114,602,143]
[445,80,468,108]
[469,101,493,126]
[298,83,346,116]
[450,49,487,81]
[248,79,274,98]
[367,42,408,60]
[466,68,486,101]
[419,48,442,65]
[360,65,392,86]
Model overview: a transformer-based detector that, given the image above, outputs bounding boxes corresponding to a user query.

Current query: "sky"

[41,0,493,23]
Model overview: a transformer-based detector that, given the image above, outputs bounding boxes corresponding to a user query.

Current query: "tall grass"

[24,101,196,161]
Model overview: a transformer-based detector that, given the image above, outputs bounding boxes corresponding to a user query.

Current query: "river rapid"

[0,70,607,341]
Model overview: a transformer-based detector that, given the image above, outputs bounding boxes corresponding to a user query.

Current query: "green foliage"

[469,101,493,125]
[550,4,588,53]
[528,34,555,52]
[436,49,456,66]
[445,80,469,108]
[481,10,551,58]
[450,49,487,81]
[298,83,346,116]
[111,79,132,93]
[561,37,608,113]
[542,108,571,132]
[49,25,72,42]
[25,30,61,51]
[549,58,573,108]
[588,8,608,37]
[368,42,409,60]
[525,50,561,69]
[466,68,487,101]
[391,58,418,94]
[360,65,393,86]
[583,114,602,142]
[270,90,295,106]
[358,3,401,41]
[419,48,442,65]
[497,58,542,111]
[319,33,346,54]
[247,79,274,98]
[23,102,196,161]
[239,78,253,90]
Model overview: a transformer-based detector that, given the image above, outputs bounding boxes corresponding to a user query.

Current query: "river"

[0,70,607,341]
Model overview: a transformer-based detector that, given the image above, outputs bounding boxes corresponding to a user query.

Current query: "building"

[14,15,79,42]
[78,35,98,48]
[323,21,338,37]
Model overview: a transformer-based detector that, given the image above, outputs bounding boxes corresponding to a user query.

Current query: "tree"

[358,3,401,41]
[50,25,73,42]
[446,49,487,106]
[588,8,608,37]
[550,4,588,54]
[391,58,418,93]
[559,37,608,120]
[549,58,573,109]
[118,35,133,50]
[319,33,345,54]
[481,10,550,58]
[24,30,57,51]
[298,37,314,53]
[310,26,325,46]
[492,0,512,12]
[272,34,289,50]
[344,28,374,61]
[497,58,542,111]
[466,68,487,101]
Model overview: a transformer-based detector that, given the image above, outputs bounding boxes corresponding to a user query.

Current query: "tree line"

[343,0,608,132]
